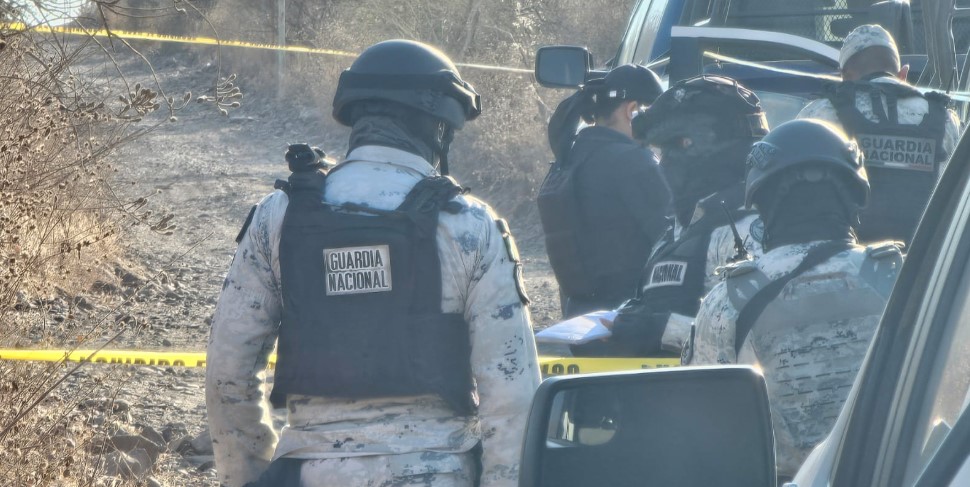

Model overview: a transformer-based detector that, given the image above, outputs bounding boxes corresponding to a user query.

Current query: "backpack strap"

[234,205,258,244]
[733,240,855,357]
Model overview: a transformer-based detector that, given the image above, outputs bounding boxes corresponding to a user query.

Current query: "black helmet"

[633,75,768,145]
[332,40,482,129]
[745,119,869,209]
[585,64,664,105]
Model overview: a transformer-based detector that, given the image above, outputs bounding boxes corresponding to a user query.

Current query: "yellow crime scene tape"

[0,349,679,376]
[1,22,534,74]
[539,356,680,376]
[0,349,212,367]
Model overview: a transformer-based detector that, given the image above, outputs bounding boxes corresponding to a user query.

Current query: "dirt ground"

[22,49,564,486]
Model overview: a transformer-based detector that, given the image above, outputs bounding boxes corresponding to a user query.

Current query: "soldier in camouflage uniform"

[205,40,541,487]
[684,119,902,479]
[797,24,962,243]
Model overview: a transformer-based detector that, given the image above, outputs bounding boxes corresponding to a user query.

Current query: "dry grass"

[0,2,216,484]
[110,0,634,241]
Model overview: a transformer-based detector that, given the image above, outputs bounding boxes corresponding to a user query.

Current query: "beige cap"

[840,24,900,70]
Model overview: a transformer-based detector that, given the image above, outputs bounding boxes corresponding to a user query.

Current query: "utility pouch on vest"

[830,81,949,243]
[612,186,755,355]
[274,170,476,414]
[641,187,755,317]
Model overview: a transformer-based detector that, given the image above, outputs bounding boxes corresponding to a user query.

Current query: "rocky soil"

[12,50,563,486]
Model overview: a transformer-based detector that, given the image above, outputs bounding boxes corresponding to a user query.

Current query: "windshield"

[722,0,968,56]
[755,91,811,128]
[725,0,894,47]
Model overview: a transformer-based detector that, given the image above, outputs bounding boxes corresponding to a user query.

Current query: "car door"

[820,117,970,486]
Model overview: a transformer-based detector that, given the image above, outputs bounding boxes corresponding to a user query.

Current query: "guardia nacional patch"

[323,245,392,295]
[857,134,936,172]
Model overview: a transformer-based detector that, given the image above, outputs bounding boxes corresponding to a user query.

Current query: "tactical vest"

[830,79,950,243]
[639,184,756,317]
[272,164,476,414]
[611,184,755,355]
[724,242,901,473]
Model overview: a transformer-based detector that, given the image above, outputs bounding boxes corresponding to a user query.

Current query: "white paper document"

[535,310,617,345]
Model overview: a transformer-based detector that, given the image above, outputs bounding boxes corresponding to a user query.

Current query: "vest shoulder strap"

[860,241,904,299]
[398,175,466,214]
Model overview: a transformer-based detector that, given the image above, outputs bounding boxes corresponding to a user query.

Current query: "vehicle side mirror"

[519,366,776,487]
[535,46,593,89]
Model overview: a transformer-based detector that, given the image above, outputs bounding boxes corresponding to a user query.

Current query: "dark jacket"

[566,125,671,312]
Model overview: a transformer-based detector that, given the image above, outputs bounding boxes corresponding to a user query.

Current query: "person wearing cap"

[205,39,540,487]
[538,64,671,324]
[685,119,901,480]
[798,23,961,244]
[579,75,768,357]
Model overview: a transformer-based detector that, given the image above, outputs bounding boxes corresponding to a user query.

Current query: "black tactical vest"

[830,79,949,243]
[641,184,755,317]
[611,184,755,355]
[272,165,476,414]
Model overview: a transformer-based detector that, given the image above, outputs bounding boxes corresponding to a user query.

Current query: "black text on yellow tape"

[0,350,680,376]
[539,356,681,377]
[0,349,278,368]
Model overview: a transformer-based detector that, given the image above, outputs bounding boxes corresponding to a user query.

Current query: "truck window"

[722,0,970,56]
[616,0,653,66]
[631,0,671,64]
[725,0,868,45]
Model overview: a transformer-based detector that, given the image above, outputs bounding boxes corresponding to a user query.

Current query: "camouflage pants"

[299,451,478,487]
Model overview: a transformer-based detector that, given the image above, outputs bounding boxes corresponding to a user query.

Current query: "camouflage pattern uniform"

[798,24,961,158]
[655,212,763,352]
[686,241,900,477]
[797,76,961,160]
[205,145,541,487]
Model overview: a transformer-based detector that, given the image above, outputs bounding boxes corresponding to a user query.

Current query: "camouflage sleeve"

[690,283,739,365]
[205,192,286,487]
[659,312,694,352]
[465,212,541,487]
[706,216,760,292]
[706,225,736,291]
[796,99,842,128]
